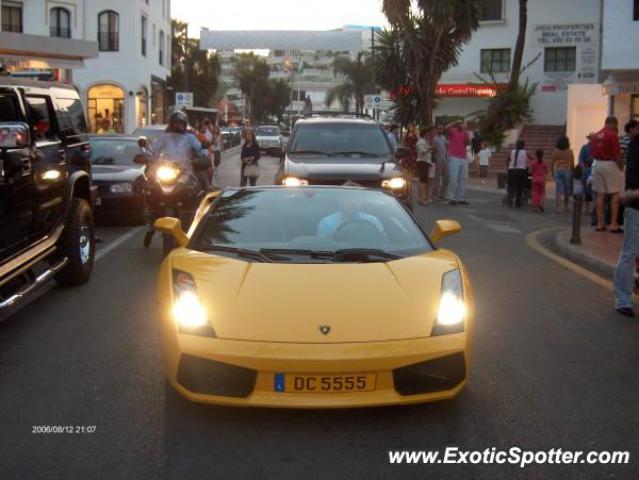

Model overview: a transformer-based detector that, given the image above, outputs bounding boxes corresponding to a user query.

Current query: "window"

[0,94,20,122]
[25,96,57,142]
[141,15,148,57]
[98,10,119,51]
[635,0,639,20]
[50,7,71,38]
[56,98,88,136]
[479,0,503,21]
[480,49,511,73]
[159,30,165,65]
[2,2,22,32]
[544,47,577,72]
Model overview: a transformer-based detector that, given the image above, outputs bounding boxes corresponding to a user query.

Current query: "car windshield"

[90,139,140,166]
[257,127,279,137]
[190,188,431,263]
[288,123,391,160]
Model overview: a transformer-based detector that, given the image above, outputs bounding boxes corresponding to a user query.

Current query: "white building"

[0,0,171,134]
[565,0,638,151]
[436,0,603,126]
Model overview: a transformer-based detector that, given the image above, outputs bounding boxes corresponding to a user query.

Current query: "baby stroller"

[502,170,531,208]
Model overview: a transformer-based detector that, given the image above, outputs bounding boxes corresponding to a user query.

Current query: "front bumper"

[160,328,469,408]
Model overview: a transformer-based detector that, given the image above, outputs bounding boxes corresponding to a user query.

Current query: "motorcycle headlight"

[433,269,466,335]
[282,177,309,187]
[171,270,215,337]
[109,182,133,194]
[157,165,180,185]
[382,177,407,190]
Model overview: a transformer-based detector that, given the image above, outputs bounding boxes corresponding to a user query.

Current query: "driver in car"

[317,196,386,238]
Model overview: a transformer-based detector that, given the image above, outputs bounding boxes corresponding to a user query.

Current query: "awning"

[0,31,98,70]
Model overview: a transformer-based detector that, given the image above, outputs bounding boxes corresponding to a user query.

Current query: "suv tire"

[55,198,95,286]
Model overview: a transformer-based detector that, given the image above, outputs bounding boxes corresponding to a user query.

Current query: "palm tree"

[233,53,271,123]
[325,53,375,113]
[381,0,481,125]
[509,0,528,91]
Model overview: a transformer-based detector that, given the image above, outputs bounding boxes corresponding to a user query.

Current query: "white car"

[255,125,283,155]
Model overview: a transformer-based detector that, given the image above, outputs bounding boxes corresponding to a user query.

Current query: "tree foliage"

[167,20,220,107]
[378,0,481,125]
[233,53,291,124]
[325,53,375,113]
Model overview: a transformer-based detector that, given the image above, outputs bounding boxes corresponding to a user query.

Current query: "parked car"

[0,78,96,318]
[255,125,283,156]
[274,114,413,209]
[221,127,241,148]
[89,135,149,224]
[154,186,471,407]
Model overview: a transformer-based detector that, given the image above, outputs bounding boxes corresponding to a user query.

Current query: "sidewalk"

[467,172,556,197]
[554,225,622,277]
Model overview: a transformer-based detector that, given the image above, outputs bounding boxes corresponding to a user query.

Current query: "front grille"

[393,353,466,396]
[307,179,381,189]
[176,354,257,398]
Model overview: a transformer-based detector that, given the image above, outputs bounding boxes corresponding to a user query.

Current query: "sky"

[171,0,389,37]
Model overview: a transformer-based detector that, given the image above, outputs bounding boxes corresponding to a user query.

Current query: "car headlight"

[109,182,133,194]
[171,269,215,337]
[433,269,466,335]
[282,177,309,187]
[382,177,407,190]
[157,165,180,185]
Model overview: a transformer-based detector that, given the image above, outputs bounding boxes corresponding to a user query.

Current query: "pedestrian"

[507,139,531,208]
[550,136,575,213]
[210,125,223,183]
[446,120,470,206]
[240,128,260,187]
[416,127,434,205]
[386,124,399,152]
[613,119,639,316]
[591,116,624,233]
[578,133,595,215]
[471,131,482,163]
[432,123,448,200]
[196,123,214,184]
[403,125,418,178]
[530,148,548,212]
[97,117,114,135]
[478,141,491,178]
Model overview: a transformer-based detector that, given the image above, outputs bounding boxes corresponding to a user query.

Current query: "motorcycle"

[134,155,204,257]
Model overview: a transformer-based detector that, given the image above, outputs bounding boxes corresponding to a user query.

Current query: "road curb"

[553,228,616,278]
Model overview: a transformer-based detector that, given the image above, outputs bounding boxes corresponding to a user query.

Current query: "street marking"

[487,224,522,234]
[526,227,613,290]
[95,227,145,262]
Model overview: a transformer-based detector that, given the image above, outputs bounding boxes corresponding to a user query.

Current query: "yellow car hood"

[170,250,460,343]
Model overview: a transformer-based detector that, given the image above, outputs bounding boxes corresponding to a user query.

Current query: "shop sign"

[435,84,506,98]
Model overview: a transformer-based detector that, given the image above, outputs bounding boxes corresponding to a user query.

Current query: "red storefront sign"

[436,84,506,98]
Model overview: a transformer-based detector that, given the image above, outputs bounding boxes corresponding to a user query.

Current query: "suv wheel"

[55,198,95,286]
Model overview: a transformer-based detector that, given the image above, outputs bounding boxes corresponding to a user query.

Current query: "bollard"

[570,193,583,245]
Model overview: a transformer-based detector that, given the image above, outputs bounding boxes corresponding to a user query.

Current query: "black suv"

[274,115,413,209]
[0,78,95,317]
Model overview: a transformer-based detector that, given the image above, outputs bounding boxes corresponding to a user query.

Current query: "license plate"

[95,197,101,206]
[274,373,376,393]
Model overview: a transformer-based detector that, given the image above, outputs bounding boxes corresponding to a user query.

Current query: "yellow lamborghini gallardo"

[155,186,473,408]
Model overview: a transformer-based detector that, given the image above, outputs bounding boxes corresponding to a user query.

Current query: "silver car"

[255,125,283,155]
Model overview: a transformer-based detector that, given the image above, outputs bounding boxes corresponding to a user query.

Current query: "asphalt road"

[1,152,638,479]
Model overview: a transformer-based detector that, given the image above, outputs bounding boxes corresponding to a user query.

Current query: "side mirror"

[431,219,462,245]
[395,146,409,160]
[0,122,30,149]
[154,217,189,247]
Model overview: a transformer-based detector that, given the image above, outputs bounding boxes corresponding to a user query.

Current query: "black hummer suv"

[0,78,95,318]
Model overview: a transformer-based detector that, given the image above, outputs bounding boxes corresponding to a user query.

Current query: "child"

[478,141,491,178]
[530,149,548,212]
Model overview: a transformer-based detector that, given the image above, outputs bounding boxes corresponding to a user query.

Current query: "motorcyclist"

[152,110,211,191]
[142,111,210,247]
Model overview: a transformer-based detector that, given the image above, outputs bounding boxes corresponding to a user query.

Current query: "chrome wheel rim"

[79,224,91,265]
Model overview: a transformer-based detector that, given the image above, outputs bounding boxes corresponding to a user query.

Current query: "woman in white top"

[507,139,531,208]
[416,128,434,205]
